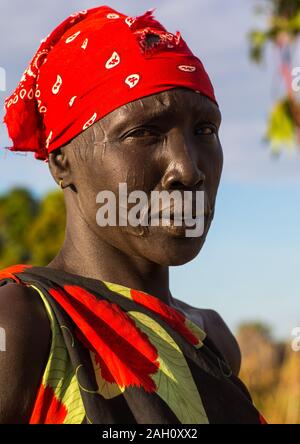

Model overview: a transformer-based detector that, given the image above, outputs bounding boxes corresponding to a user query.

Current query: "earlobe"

[48,148,74,189]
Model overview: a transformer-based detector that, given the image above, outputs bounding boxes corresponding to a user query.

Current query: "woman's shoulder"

[0,281,50,326]
[172,297,242,376]
[0,280,51,360]
[0,281,51,423]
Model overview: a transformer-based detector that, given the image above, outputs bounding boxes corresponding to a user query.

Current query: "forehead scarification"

[103,88,220,127]
[65,88,216,161]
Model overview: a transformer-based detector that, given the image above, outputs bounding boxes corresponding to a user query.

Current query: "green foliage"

[0,188,38,267]
[249,20,300,65]
[254,0,300,18]
[237,321,273,341]
[249,30,268,63]
[249,0,300,153]
[271,0,300,19]
[0,188,66,268]
[265,98,296,152]
[249,1,300,65]
[29,191,66,265]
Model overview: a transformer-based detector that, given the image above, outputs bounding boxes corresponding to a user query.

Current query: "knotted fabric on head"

[3,5,217,161]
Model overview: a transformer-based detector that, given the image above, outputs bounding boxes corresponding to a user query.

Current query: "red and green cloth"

[0,264,266,424]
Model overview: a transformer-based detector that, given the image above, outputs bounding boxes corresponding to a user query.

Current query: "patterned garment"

[0,264,266,424]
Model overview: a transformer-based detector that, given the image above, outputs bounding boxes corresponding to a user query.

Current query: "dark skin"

[0,88,241,423]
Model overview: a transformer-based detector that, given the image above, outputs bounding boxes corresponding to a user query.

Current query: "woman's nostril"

[170,181,183,189]
[168,173,206,190]
[199,174,206,185]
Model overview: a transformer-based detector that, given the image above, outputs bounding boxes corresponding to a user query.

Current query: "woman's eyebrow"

[195,105,222,125]
[110,107,177,133]
[110,101,221,133]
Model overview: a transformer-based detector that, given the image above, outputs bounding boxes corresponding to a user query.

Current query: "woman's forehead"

[100,88,221,127]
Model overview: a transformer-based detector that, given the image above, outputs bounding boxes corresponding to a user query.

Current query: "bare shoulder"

[172,298,241,376]
[0,283,51,423]
[199,308,241,376]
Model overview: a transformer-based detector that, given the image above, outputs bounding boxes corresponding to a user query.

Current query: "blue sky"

[0,0,299,339]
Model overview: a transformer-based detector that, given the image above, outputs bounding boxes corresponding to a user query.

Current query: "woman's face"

[64,87,223,266]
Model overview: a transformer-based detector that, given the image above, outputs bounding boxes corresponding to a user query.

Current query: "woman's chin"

[141,236,205,266]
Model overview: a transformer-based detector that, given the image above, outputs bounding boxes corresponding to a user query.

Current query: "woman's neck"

[47,209,173,305]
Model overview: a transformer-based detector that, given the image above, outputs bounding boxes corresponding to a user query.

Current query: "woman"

[0,5,265,424]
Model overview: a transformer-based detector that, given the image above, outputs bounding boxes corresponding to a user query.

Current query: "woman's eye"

[195,125,217,136]
[125,128,160,139]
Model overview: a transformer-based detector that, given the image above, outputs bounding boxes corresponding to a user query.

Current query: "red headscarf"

[3,5,217,161]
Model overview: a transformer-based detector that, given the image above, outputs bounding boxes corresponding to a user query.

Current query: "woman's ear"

[48,147,75,191]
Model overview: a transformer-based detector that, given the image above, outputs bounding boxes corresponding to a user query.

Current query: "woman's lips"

[155,207,208,238]
[158,218,203,238]
[137,195,212,232]
[156,203,209,221]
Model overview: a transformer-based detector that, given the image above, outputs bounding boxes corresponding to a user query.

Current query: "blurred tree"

[249,0,300,153]
[0,188,38,267]
[270,344,300,423]
[237,322,281,412]
[0,188,65,267]
[237,321,300,424]
[28,191,66,265]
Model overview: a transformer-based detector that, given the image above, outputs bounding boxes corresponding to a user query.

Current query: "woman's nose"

[161,133,206,190]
